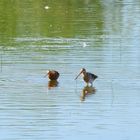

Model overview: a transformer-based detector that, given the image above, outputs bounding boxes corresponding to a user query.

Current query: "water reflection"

[0,0,140,140]
[0,0,104,39]
[48,80,59,89]
[80,85,96,101]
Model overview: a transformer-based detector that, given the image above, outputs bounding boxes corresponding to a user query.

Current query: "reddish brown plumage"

[46,70,59,80]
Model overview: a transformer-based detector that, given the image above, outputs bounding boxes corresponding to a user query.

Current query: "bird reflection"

[80,85,96,101]
[48,80,59,89]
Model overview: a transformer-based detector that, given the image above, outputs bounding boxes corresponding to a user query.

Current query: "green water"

[0,0,140,140]
[0,0,104,38]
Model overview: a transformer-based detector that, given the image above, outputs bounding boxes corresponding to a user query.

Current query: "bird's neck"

[82,71,86,76]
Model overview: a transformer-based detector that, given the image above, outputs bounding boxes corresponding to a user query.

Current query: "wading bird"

[44,70,60,81]
[75,68,98,86]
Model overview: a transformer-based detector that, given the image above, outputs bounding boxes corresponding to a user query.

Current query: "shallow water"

[0,0,140,140]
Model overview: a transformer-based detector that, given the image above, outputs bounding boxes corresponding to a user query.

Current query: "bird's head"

[75,68,86,80]
[47,70,51,74]
[44,70,51,77]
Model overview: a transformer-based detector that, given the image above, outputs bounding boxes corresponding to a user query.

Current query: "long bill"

[75,72,82,80]
[44,70,49,78]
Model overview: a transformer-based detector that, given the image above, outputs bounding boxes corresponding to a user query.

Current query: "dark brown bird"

[75,68,98,86]
[44,70,59,80]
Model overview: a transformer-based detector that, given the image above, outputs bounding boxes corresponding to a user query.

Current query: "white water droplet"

[45,6,50,10]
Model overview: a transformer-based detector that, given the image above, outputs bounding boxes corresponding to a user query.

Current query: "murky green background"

[0,0,140,140]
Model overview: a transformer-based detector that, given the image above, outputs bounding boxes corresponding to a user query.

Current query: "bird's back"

[48,71,59,80]
[83,72,98,83]
[91,73,98,79]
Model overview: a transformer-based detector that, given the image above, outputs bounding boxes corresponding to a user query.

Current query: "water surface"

[0,0,140,140]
